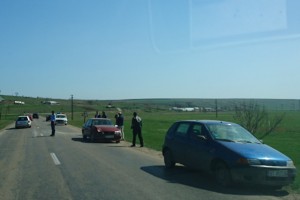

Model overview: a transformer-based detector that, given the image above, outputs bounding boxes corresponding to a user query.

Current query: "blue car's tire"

[164,149,175,169]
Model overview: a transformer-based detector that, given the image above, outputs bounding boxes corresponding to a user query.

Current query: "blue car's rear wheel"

[164,149,175,169]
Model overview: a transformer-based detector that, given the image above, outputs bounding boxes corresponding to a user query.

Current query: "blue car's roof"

[177,120,235,125]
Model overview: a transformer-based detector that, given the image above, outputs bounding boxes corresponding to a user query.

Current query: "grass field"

[0,96,299,192]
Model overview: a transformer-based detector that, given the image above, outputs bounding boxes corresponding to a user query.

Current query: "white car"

[55,114,68,125]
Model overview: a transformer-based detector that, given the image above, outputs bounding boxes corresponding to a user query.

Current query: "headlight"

[247,159,261,165]
[287,160,295,167]
[237,158,261,165]
[115,130,121,135]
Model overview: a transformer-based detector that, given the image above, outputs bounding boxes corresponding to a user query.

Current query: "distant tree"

[186,102,194,107]
[233,102,285,139]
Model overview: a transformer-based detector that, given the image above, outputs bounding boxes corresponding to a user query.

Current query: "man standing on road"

[50,111,56,136]
[130,112,143,147]
[116,111,125,140]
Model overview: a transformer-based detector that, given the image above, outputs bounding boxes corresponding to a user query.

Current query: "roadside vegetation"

[0,95,299,192]
[233,102,285,139]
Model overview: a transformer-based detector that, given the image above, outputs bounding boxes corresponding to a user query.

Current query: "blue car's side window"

[175,123,190,137]
[191,124,202,136]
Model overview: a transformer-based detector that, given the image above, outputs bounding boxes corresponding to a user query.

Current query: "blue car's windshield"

[206,123,261,144]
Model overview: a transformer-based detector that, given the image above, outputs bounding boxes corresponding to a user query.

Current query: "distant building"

[43,101,60,105]
[203,107,215,112]
[106,103,115,108]
[14,100,25,105]
[0,96,4,102]
[171,107,197,112]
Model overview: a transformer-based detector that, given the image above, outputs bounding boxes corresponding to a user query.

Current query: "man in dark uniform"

[116,111,125,140]
[130,112,143,147]
[50,111,56,136]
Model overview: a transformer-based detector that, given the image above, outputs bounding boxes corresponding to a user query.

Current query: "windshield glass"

[93,119,113,126]
[206,123,261,143]
[17,117,28,121]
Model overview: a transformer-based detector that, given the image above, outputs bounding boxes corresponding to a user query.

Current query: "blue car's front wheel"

[214,162,232,187]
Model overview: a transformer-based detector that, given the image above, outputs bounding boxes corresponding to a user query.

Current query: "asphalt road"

[0,118,298,200]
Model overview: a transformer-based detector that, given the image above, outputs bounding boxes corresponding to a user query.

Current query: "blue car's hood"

[218,141,291,160]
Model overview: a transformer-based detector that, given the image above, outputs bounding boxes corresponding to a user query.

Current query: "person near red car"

[130,112,143,147]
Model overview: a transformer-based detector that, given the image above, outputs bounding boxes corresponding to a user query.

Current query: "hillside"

[0,95,300,115]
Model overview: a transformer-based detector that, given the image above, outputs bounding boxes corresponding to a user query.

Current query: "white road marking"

[50,153,61,165]
[33,130,38,137]
[32,129,45,137]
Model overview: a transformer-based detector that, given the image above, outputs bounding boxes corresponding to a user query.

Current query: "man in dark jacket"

[116,111,125,140]
[130,112,143,147]
[50,111,56,136]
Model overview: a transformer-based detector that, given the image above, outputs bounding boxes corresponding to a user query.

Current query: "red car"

[82,118,121,143]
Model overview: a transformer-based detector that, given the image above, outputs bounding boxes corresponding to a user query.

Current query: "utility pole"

[215,99,218,118]
[71,94,74,120]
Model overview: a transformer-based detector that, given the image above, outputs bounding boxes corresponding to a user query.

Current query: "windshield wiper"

[236,140,262,144]
[236,140,253,143]
[215,138,235,142]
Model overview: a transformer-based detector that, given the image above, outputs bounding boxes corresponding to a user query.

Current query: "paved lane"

[0,118,297,200]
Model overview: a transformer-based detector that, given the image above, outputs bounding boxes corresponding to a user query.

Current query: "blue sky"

[1,0,300,100]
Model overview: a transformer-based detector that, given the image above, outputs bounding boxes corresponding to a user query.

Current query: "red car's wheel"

[90,133,96,143]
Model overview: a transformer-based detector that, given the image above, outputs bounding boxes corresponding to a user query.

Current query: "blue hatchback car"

[162,120,296,187]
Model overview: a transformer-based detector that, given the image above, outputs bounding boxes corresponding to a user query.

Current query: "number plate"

[105,135,114,139]
[267,170,288,177]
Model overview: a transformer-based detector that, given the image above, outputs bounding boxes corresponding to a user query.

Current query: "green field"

[0,95,299,193]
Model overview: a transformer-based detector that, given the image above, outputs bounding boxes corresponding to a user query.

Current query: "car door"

[186,123,213,170]
[170,122,191,165]
[83,119,92,135]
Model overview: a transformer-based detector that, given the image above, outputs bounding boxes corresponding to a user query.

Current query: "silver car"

[15,116,32,128]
